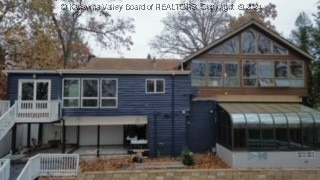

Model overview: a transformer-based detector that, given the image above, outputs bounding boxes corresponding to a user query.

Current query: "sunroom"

[216,103,320,168]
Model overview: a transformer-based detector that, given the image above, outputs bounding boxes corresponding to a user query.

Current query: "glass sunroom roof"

[219,103,320,128]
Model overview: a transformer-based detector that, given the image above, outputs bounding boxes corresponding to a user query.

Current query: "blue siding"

[7,73,62,105]
[188,101,216,153]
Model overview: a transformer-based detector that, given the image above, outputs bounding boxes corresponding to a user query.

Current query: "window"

[208,61,222,87]
[191,61,206,86]
[82,78,99,108]
[100,79,117,108]
[274,61,289,87]
[258,61,275,87]
[243,61,257,87]
[224,62,239,87]
[63,79,80,108]
[146,79,165,93]
[290,61,304,87]
[242,29,256,54]
[210,36,239,54]
[257,34,271,54]
[273,42,288,55]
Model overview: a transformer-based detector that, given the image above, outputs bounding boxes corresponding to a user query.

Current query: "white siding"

[42,124,77,145]
[79,125,123,146]
[79,126,97,146]
[0,131,11,157]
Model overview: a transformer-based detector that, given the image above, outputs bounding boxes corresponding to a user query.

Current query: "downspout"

[171,72,175,157]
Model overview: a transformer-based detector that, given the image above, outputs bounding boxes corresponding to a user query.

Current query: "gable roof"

[86,58,182,71]
[183,19,314,64]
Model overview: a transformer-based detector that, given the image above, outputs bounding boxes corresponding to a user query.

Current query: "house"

[0,20,319,168]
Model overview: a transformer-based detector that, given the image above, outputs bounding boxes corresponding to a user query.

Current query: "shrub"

[181,147,194,166]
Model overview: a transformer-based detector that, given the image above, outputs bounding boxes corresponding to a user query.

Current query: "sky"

[81,0,318,58]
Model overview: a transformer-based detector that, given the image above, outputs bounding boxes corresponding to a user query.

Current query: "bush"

[181,147,194,166]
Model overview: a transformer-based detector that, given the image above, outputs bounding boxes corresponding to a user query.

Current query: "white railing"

[0,159,10,180]
[17,154,79,180]
[0,104,16,141]
[0,101,10,117]
[15,100,60,122]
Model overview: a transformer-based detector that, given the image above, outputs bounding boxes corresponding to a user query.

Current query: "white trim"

[62,78,80,108]
[145,79,165,94]
[100,78,118,108]
[81,78,99,108]
[59,116,148,126]
[3,70,190,75]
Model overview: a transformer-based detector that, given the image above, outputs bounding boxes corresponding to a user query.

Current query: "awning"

[219,103,320,128]
[56,116,148,126]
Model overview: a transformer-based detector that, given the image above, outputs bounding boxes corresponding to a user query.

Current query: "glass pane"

[242,29,256,54]
[64,79,79,97]
[257,33,271,54]
[101,99,116,107]
[224,78,239,87]
[208,78,222,87]
[259,114,274,127]
[298,113,314,127]
[223,37,239,54]
[302,128,315,148]
[262,129,275,149]
[36,82,48,100]
[275,128,288,149]
[208,62,222,77]
[243,79,257,87]
[83,79,98,97]
[21,82,34,100]
[248,129,261,149]
[286,113,301,128]
[258,79,275,87]
[290,128,302,149]
[258,61,273,78]
[82,99,98,107]
[273,42,288,55]
[312,112,320,125]
[246,114,260,128]
[101,79,116,97]
[232,113,246,128]
[192,61,206,77]
[63,99,78,108]
[146,80,154,92]
[275,79,290,87]
[243,61,256,78]
[290,61,303,78]
[192,77,206,86]
[210,45,223,54]
[156,80,164,92]
[234,129,246,148]
[273,113,287,127]
[225,62,238,77]
[275,61,287,78]
[290,80,304,87]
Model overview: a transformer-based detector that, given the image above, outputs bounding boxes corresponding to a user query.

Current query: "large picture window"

[191,61,206,86]
[243,61,257,87]
[224,62,239,87]
[82,78,99,108]
[208,62,222,87]
[146,79,165,93]
[63,78,80,108]
[100,79,117,108]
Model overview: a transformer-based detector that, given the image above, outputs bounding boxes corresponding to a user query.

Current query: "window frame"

[81,78,99,108]
[100,78,118,108]
[62,78,80,108]
[145,79,165,94]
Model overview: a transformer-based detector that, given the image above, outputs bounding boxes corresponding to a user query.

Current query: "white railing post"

[0,159,10,180]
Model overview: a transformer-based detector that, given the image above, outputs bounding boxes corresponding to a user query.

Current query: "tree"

[290,12,313,53]
[149,0,233,57]
[228,3,278,31]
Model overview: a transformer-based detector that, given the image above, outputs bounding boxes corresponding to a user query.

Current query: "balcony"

[14,100,60,123]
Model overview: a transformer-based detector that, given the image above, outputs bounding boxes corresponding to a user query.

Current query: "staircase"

[0,102,15,141]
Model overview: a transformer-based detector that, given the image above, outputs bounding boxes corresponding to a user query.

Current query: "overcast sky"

[88,0,318,58]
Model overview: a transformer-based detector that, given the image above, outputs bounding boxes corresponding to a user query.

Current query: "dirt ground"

[80,154,229,172]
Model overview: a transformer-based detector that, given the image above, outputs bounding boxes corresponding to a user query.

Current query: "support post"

[11,124,17,154]
[97,125,100,158]
[62,120,66,153]
[77,125,80,148]
[38,124,43,144]
[27,123,31,148]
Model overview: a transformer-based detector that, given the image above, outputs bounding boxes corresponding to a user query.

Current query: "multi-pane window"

[224,62,239,87]
[100,79,117,108]
[258,61,275,87]
[146,79,165,93]
[243,61,257,87]
[242,29,256,54]
[191,61,206,86]
[208,62,222,87]
[82,78,99,108]
[210,36,239,54]
[257,34,272,54]
[63,79,80,108]
[290,61,304,87]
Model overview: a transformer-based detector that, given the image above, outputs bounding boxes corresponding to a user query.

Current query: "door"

[18,80,51,114]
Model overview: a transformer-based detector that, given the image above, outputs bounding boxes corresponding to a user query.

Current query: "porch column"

[97,125,100,158]
[27,123,31,148]
[76,125,80,148]
[62,120,66,153]
[38,124,43,144]
[11,124,16,154]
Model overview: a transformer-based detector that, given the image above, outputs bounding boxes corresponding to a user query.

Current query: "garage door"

[79,125,123,146]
